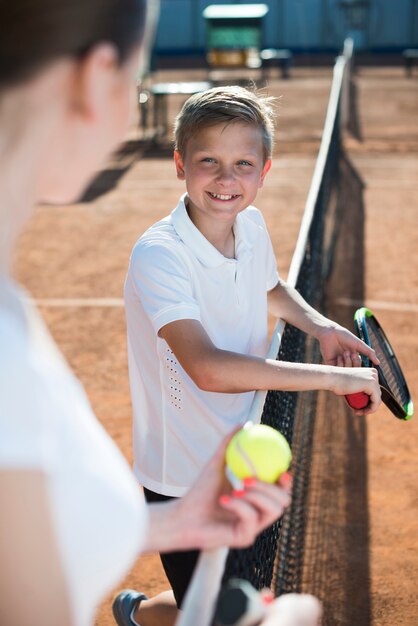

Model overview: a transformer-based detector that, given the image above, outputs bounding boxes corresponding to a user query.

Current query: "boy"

[116,86,380,626]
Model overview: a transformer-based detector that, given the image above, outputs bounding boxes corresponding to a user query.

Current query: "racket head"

[354,307,414,420]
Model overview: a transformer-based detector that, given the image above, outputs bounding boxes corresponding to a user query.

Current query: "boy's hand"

[317,324,380,367]
[330,366,381,414]
[318,325,382,414]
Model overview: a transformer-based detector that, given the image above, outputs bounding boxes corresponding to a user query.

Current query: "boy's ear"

[259,159,272,187]
[174,150,186,180]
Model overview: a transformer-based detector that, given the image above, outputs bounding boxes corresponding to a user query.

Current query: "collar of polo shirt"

[171,193,254,268]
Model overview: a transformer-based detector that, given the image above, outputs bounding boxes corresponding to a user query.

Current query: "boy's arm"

[267,279,379,366]
[159,319,381,413]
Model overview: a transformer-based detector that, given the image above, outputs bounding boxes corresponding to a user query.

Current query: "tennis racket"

[346,307,414,420]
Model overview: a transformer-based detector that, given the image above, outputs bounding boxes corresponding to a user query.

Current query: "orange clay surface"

[13,66,418,626]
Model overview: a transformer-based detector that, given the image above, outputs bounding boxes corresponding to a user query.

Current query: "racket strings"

[366,320,409,408]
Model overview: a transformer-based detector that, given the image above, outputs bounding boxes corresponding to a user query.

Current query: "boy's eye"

[238,160,252,166]
[202,157,216,163]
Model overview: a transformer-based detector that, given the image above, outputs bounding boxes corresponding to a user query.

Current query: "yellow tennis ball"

[226,424,292,483]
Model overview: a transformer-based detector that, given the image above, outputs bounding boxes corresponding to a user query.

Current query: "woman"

[0,2,295,625]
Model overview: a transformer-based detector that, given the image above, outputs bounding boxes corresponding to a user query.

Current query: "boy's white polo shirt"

[125,193,279,496]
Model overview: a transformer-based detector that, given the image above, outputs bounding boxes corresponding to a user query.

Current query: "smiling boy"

[120,86,380,626]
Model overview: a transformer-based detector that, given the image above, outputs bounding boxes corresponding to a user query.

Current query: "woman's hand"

[177,430,292,550]
[145,429,292,553]
[259,593,322,626]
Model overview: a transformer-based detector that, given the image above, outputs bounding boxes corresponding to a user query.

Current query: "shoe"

[112,589,148,626]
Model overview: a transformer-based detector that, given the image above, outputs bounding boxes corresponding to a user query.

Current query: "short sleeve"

[265,233,280,291]
[242,207,279,291]
[127,239,201,333]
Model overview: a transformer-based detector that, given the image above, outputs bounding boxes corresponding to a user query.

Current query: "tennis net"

[222,42,354,596]
[176,41,355,626]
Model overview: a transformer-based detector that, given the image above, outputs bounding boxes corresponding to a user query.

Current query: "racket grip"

[346,392,370,410]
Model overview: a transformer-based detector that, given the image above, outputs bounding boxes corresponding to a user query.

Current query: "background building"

[153,0,418,59]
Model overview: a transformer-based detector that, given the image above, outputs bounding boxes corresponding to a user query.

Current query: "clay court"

[14,63,418,625]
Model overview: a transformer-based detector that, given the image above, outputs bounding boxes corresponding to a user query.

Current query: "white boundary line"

[31,297,418,314]
[335,297,418,314]
[33,298,124,307]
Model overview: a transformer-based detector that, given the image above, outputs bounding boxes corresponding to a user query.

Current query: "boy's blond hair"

[174,85,275,162]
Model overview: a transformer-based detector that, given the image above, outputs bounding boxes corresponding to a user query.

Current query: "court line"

[335,297,418,313]
[32,296,418,313]
[34,298,124,307]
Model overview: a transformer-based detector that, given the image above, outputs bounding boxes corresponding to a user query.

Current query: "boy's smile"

[207,192,240,201]
[174,121,271,242]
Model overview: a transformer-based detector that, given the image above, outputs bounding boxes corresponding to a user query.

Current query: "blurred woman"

[0,2,293,625]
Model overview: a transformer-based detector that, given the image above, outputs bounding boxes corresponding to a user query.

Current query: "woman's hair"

[174,85,276,162]
[0,0,147,87]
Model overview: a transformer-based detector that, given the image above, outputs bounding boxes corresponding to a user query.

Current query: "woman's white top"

[0,277,147,626]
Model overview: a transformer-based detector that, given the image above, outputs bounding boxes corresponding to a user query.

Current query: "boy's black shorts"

[143,487,200,608]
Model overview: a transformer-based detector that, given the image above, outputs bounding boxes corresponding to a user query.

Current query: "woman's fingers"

[218,480,292,547]
[261,593,322,626]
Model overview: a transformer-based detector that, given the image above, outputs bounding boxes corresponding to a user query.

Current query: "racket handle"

[346,392,370,410]
[175,548,229,626]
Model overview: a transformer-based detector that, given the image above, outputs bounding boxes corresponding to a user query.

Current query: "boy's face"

[174,121,271,228]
